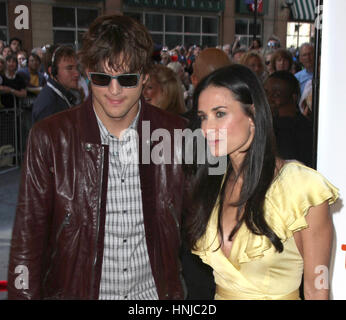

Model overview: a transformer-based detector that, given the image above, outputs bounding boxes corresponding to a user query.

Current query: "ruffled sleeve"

[232,162,339,265]
[266,162,339,238]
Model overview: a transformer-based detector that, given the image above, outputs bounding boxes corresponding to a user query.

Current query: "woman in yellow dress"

[184,64,338,300]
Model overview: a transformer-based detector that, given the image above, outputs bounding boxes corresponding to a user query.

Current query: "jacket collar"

[48,77,77,105]
[80,94,151,145]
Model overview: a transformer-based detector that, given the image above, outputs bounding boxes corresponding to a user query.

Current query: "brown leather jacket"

[8,95,187,300]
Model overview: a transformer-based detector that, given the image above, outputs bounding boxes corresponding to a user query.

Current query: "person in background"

[185,64,338,300]
[41,44,54,80]
[266,35,281,50]
[249,38,262,54]
[17,50,28,71]
[0,39,5,54]
[295,43,314,95]
[32,45,80,123]
[231,48,246,64]
[0,55,5,108]
[190,48,232,90]
[143,63,186,115]
[160,47,171,66]
[231,36,242,56]
[31,47,45,74]
[222,44,232,59]
[18,53,47,148]
[9,37,22,55]
[0,54,27,108]
[299,79,313,120]
[0,55,5,77]
[18,53,46,91]
[2,46,13,58]
[167,60,190,102]
[291,60,302,74]
[240,51,266,82]
[186,45,201,75]
[270,48,293,73]
[264,50,275,75]
[264,71,313,168]
[0,54,27,149]
[185,47,232,115]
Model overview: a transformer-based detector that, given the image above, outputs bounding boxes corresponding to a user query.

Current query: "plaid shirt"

[95,104,158,300]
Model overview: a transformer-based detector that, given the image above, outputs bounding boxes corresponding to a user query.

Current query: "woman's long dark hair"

[184,64,283,253]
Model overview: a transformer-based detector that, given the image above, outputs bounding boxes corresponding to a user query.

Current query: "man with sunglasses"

[8,15,187,300]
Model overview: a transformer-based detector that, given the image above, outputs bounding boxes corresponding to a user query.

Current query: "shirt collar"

[94,100,141,143]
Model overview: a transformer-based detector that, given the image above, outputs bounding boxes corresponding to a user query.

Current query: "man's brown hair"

[79,14,154,75]
[51,45,77,77]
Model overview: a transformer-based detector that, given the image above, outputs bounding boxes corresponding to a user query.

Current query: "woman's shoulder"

[265,160,338,234]
[270,160,335,192]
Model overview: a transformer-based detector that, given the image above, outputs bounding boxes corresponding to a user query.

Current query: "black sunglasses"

[89,72,140,88]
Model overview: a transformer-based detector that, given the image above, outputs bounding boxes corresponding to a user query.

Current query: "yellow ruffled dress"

[192,161,339,300]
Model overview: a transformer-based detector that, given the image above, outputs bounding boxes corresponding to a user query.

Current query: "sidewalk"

[0,168,21,300]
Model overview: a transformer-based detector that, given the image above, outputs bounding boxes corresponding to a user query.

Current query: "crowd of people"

[0,33,315,165]
[3,14,338,301]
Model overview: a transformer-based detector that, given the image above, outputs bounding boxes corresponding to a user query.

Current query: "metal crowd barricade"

[0,94,20,174]
[0,91,37,175]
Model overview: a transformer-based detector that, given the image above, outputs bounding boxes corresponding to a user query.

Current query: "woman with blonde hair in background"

[143,63,186,115]
[240,51,266,82]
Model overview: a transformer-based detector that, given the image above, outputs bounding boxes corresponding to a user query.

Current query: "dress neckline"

[216,160,300,261]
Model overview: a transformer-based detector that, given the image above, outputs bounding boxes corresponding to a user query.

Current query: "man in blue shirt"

[295,43,314,95]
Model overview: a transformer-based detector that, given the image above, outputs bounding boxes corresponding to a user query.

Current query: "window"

[166,15,182,33]
[125,12,218,49]
[184,16,200,33]
[52,7,99,49]
[203,17,218,34]
[235,19,262,48]
[286,22,314,49]
[145,13,163,32]
[0,1,8,42]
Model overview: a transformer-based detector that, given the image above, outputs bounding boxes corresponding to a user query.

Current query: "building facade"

[0,0,315,52]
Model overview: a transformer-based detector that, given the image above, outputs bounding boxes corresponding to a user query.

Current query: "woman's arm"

[12,87,27,98]
[295,200,333,300]
[0,85,27,98]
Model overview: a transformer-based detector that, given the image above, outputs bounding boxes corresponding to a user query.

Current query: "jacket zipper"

[90,145,104,299]
[42,212,72,291]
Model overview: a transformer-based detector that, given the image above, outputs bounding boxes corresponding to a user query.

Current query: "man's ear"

[142,73,149,85]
